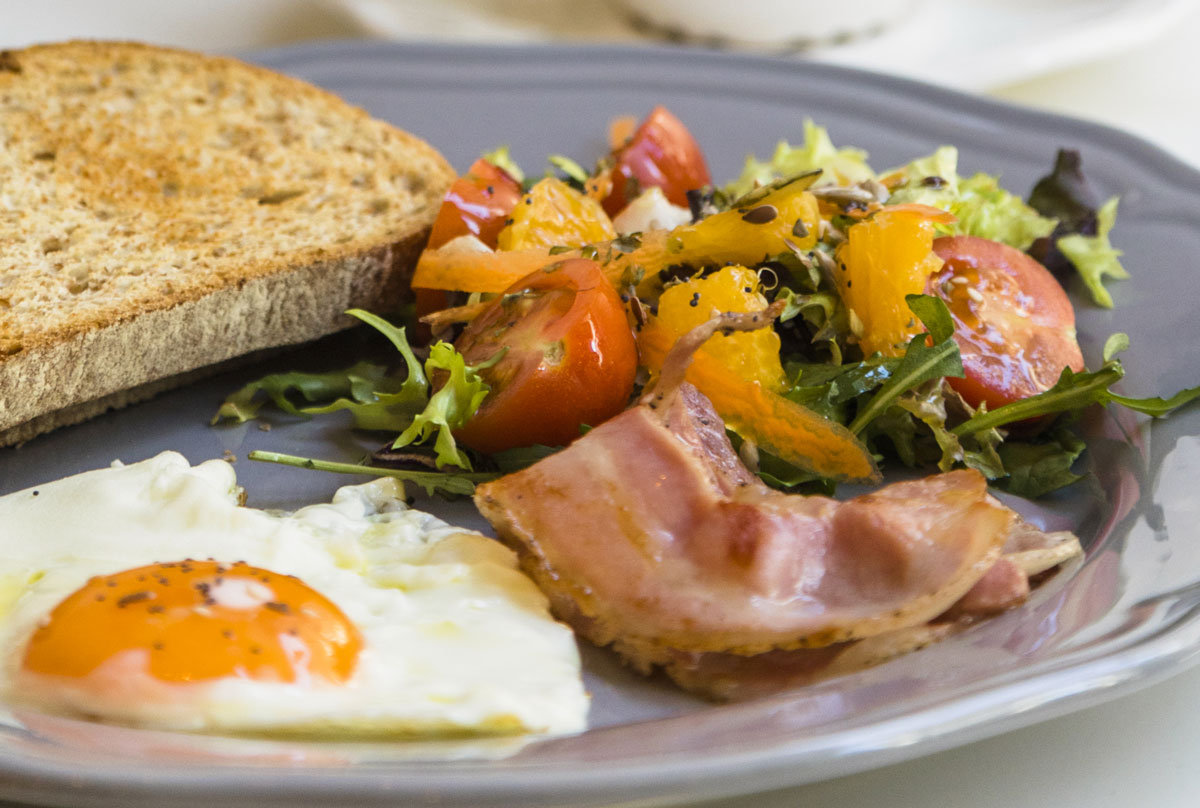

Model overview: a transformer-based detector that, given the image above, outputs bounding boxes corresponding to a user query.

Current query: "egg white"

[0,452,589,737]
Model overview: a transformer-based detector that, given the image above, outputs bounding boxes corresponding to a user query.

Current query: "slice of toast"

[0,41,455,446]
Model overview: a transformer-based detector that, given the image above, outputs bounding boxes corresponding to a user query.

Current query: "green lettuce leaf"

[995,430,1086,499]
[393,342,494,470]
[786,360,890,423]
[211,361,397,425]
[1107,387,1200,417]
[961,430,1006,480]
[895,380,963,472]
[212,309,432,430]
[488,444,562,473]
[954,173,1058,250]
[726,119,875,198]
[297,310,432,431]
[481,145,525,184]
[863,405,921,467]
[883,145,960,208]
[722,433,833,493]
[776,286,839,326]
[214,310,495,471]
[1056,197,1129,308]
[941,386,1006,479]
[755,449,833,493]
[953,334,1200,436]
[848,295,964,435]
[548,154,590,188]
[953,364,1123,436]
[886,146,1056,250]
[345,309,428,392]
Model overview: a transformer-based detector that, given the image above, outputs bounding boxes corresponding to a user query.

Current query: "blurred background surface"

[4,0,1199,167]
[4,2,1200,807]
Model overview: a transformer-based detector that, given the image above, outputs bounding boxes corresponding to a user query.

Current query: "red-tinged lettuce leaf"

[1028,149,1098,234]
[1027,149,1129,307]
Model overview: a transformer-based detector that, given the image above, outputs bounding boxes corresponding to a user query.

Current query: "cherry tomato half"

[601,106,711,217]
[427,157,523,250]
[453,258,638,454]
[929,235,1084,411]
[417,158,525,338]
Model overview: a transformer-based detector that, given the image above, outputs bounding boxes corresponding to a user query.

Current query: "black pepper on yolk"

[21,560,362,685]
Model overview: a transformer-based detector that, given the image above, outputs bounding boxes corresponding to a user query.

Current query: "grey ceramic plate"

[2,41,1200,808]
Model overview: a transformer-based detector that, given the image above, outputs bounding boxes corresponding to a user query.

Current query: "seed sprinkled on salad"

[741,204,778,224]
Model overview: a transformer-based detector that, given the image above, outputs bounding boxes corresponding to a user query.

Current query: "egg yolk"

[21,560,362,685]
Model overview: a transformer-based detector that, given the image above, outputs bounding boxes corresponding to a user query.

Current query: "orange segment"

[412,230,674,294]
[22,560,362,685]
[608,115,636,150]
[638,319,878,482]
[837,205,955,357]
[413,244,559,293]
[656,266,786,391]
[667,184,820,266]
[412,182,820,296]
[497,177,616,251]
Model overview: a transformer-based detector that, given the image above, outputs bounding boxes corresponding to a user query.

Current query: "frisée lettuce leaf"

[954,173,1059,250]
[1056,197,1129,308]
[882,145,960,207]
[392,341,494,470]
[726,119,875,198]
[886,146,1057,250]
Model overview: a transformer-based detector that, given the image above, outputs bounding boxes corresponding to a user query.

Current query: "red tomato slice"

[929,235,1084,411]
[453,258,638,454]
[427,157,523,250]
[417,158,525,339]
[602,106,711,217]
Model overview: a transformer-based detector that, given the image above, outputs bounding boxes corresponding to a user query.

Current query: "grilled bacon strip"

[474,311,1082,698]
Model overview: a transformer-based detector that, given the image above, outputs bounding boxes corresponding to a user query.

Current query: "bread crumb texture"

[0,41,454,437]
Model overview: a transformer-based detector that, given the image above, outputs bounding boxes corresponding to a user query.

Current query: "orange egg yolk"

[21,560,362,685]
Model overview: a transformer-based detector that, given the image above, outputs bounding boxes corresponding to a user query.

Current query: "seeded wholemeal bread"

[0,41,455,446]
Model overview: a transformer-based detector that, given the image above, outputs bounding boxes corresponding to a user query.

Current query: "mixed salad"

[215,108,1200,500]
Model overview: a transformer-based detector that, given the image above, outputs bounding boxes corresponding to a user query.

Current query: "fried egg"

[0,452,588,736]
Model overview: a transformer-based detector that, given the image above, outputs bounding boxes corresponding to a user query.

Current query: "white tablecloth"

[5,2,1200,806]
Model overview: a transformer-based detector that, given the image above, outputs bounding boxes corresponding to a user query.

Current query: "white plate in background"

[335,0,1197,90]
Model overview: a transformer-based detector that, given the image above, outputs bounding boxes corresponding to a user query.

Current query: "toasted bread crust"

[0,41,455,444]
